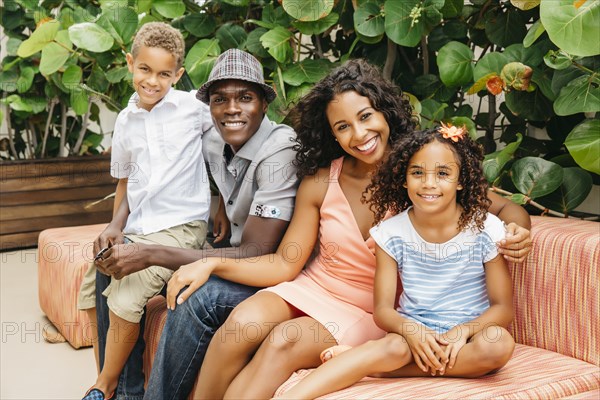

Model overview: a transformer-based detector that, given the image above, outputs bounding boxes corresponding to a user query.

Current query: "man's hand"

[95,242,149,279]
[166,261,212,310]
[212,205,231,244]
[498,222,532,263]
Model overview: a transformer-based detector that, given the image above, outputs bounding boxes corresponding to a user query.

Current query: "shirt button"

[228,200,233,205]
[233,223,238,227]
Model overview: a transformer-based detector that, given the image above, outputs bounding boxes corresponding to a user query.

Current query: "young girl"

[276,126,516,399]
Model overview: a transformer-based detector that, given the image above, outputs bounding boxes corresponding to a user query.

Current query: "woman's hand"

[498,222,532,263]
[166,260,213,310]
[402,323,448,374]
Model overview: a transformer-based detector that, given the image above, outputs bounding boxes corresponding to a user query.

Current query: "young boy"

[78,22,212,400]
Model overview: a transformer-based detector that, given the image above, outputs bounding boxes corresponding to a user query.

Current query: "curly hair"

[290,59,416,178]
[367,128,491,232]
[131,22,185,69]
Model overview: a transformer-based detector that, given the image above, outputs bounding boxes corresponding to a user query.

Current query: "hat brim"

[196,78,277,105]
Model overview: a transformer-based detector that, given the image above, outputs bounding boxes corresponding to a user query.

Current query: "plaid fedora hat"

[196,49,277,104]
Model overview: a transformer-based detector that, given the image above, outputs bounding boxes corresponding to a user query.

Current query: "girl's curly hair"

[367,128,491,232]
[290,59,416,178]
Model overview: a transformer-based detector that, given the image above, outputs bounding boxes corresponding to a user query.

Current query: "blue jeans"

[96,270,146,400]
[143,276,259,400]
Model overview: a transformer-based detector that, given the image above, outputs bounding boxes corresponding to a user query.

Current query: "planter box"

[0,156,116,251]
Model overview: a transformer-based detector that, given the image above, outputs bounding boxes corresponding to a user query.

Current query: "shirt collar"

[233,116,273,161]
[123,87,180,115]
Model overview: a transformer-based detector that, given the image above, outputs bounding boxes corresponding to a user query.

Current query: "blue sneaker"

[82,388,114,400]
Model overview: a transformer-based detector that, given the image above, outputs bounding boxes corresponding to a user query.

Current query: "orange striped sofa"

[39,216,600,398]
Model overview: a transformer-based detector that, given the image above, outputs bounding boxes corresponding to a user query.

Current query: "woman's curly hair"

[290,59,416,178]
[367,128,491,232]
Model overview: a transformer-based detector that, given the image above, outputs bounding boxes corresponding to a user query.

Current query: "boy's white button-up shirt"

[111,89,213,235]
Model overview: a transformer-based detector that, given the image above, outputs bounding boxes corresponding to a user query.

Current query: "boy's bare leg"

[85,308,100,374]
[193,292,296,399]
[92,310,140,396]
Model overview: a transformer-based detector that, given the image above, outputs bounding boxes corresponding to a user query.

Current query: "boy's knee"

[380,334,411,361]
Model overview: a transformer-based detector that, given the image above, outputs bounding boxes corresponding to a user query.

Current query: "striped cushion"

[37,223,107,349]
[275,344,600,399]
[509,217,599,366]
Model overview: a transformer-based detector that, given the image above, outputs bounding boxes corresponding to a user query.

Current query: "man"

[94,49,299,400]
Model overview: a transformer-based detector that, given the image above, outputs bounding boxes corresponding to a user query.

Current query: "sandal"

[319,344,352,363]
[82,387,114,400]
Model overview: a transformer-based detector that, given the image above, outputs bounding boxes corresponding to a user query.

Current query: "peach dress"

[264,157,386,346]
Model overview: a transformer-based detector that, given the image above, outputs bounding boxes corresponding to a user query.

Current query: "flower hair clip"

[440,122,466,142]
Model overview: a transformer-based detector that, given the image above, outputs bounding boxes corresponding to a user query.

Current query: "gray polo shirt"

[203,116,299,247]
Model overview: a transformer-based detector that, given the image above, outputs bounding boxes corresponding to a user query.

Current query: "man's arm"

[488,190,532,263]
[96,216,290,280]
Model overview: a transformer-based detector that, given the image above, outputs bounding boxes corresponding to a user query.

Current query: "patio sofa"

[38,216,600,398]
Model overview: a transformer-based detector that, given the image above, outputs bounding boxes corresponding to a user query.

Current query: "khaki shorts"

[78,220,207,323]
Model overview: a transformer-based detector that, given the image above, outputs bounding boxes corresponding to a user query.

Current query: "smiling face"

[208,80,268,153]
[126,45,184,111]
[326,91,390,166]
[404,140,463,216]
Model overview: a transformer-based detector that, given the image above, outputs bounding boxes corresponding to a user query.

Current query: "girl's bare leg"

[193,292,296,399]
[379,325,515,378]
[277,333,412,400]
[224,316,337,400]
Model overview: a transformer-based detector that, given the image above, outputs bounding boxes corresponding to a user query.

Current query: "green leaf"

[448,117,477,139]
[512,157,563,198]
[473,52,508,82]
[485,8,527,48]
[437,41,474,87]
[540,0,600,57]
[554,74,600,116]
[152,0,185,19]
[354,2,384,37]
[510,0,540,10]
[405,92,422,117]
[62,64,82,92]
[357,32,384,44]
[39,30,73,76]
[282,59,333,86]
[483,133,523,182]
[282,0,334,22]
[70,88,89,115]
[23,96,48,114]
[4,94,33,112]
[505,89,553,121]
[441,0,463,18]
[510,193,528,205]
[292,12,338,35]
[523,19,545,48]
[262,3,292,27]
[443,20,468,40]
[503,43,544,68]
[7,38,22,57]
[420,99,448,128]
[16,67,35,94]
[106,66,130,83]
[17,19,60,57]
[136,0,153,14]
[551,65,586,95]
[69,23,114,52]
[260,27,293,63]
[184,39,221,88]
[564,119,600,175]
[97,6,138,45]
[385,0,444,47]
[216,23,248,50]
[246,28,270,58]
[543,50,573,70]
[537,167,593,213]
[531,66,557,101]
[184,13,217,38]
[222,0,250,6]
